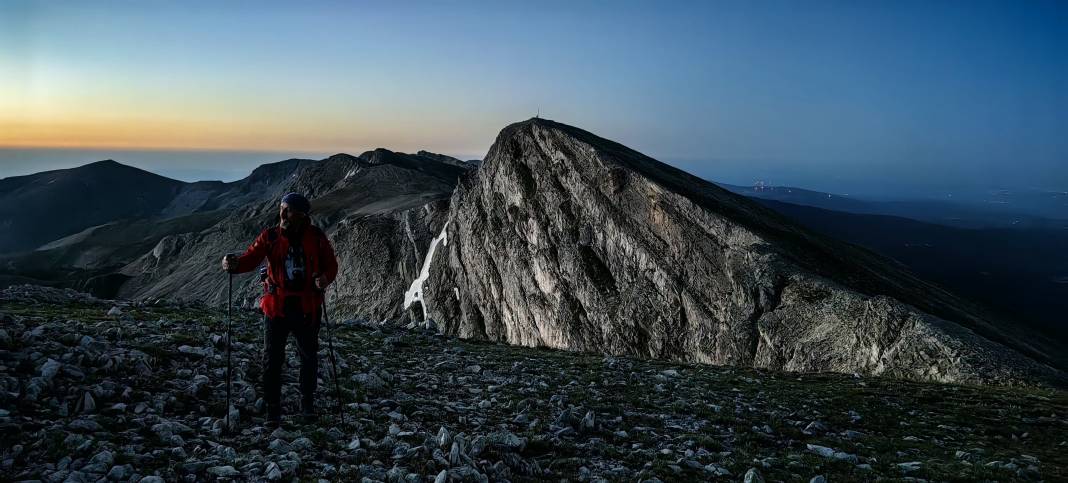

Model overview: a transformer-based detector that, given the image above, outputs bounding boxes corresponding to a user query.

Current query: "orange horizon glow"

[0,120,351,152]
[0,116,492,156]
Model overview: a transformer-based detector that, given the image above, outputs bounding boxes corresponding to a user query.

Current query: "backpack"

[259,225,327,295]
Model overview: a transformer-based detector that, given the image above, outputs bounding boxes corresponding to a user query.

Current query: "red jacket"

[233,224,338,321]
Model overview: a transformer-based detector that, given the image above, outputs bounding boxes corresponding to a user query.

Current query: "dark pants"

[262,297,320,411]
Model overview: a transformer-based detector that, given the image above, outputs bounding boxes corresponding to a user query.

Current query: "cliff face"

[415,119,1063,385]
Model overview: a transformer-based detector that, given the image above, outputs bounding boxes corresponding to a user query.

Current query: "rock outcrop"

[417,119,1064,386]
[118,149,464,323]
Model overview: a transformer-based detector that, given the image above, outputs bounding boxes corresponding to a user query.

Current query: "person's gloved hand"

[221,254,238,273]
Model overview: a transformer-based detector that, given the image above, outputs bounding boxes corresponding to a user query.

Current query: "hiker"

[221,192,338,426]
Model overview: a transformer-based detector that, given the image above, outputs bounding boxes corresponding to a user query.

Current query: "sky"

[1,0,1066,197]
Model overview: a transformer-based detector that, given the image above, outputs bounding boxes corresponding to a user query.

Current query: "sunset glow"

[3,1,1066,193]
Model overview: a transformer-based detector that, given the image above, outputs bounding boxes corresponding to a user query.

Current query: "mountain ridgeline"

[417,119,1064,386]
[1,119,1063,386]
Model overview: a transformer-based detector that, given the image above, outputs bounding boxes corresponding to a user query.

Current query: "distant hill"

[716,182,1068,230]
[0,160,189,253]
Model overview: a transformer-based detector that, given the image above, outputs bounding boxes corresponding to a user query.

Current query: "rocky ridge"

[115,149,467,322]
[418,119,1064,386]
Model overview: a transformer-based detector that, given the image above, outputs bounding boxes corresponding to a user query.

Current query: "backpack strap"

[261,226,281,294]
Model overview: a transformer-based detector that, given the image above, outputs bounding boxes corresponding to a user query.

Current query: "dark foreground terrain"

[1,286,1065,482]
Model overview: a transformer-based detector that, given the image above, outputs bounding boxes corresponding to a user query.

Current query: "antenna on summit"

[536,107,539,119]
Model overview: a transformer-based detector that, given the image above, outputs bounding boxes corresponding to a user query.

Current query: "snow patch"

[344,167,361,179]
[403,223,449,319]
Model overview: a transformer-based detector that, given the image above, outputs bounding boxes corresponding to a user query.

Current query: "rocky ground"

[1,285,1066,482]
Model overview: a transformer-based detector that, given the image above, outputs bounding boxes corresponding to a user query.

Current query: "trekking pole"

[225,271,233,434]
[322,287,346,426]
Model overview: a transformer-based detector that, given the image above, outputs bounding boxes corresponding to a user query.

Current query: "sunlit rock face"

[418,118,1064,386]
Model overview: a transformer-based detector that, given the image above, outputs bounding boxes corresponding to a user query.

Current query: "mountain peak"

[325,153,360,163]
[0,158,186,253]
[86,159,121,167]
[486,117,662,175]
[72,159,184,185]
[358,148,397,165]
[416,150,478,170]
[78,159,154,174]
[245,158,313,179]
[422,118,1066,386]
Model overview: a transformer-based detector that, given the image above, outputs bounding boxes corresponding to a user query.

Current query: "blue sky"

[2,0,1066,196]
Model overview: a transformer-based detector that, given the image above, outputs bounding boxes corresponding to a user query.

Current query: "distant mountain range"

[716,182,1068,229]
[714,183,1068,342]
[1,119,1063,386]
[750,200,1067,340]
[0,156,334,254]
